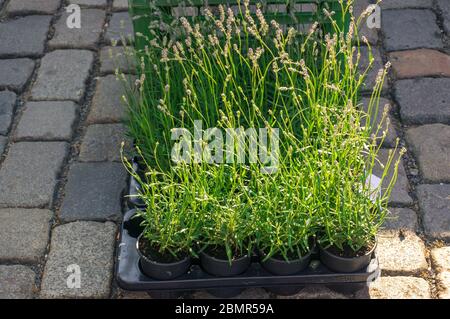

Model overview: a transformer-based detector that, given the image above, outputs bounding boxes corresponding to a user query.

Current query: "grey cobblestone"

[40,221,116,298]
[105,12,134,44]
[69,0,107,7]
[49,9,106,50]
[396,78,450,125]
[405,124,450,183]
[0,59,35,91]
[380,0,433,9]
[87,75,133,124]
[382,9,443,51]
[0,142,68,207]
[358,47,387,92]
[6,0,61,15]
[373,149,413,206]
[417,184,450,240]
[353,0,378,45]
[0,136,6,155]
[79,124,128,162]
[60,162,127,222]
[0,16,52,57]
[31,50,94,102]
[383,208,419,233]
[113,0,128,11]
[100,46,136,75]
[437,0,450,33]
[15,101,78,141]
[0,209,52,262]
[0,90,16,135]
[0,265,36,299]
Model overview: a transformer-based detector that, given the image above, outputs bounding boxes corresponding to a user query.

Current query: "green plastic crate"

[128,0,350,52]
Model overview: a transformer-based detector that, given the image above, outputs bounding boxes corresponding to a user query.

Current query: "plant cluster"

[121,0,403,262]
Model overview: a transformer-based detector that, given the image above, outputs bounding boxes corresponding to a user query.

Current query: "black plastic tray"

[116,209,380,296]
[127,173,146,209]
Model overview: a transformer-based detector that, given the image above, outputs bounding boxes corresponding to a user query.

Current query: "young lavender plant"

[120,0,402,261]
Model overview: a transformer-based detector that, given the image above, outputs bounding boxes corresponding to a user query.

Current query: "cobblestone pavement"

[0,0,449,299]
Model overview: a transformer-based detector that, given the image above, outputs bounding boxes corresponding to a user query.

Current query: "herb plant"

[120,0,402,262]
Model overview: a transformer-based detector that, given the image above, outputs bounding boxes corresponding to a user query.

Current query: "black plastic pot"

[259,246,314,295]
[117,210,381,296]
[260,244,314,276]
[136,234,191,280]
[319,241,377,273]
[200,251,251,277]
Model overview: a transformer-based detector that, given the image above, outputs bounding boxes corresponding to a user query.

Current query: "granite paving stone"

[0,266,36,299]
[373,149,413,206]
[113,0,128,11]
[59,162,127,222]
[117,289,152,299]
[0,142,68,207]
[0,90,16,135]
[396,79,450,125]
[69,0,107,7]
[383,208,419,233]
[382,9,443,52]
[40,221,116,298]
[0,209,52,262]
[379,0,433,9]
[6,0,61,15]
[437,0,450,33]
[87,75,134,124]
[390,49,450,79]
[356,276,431,299]
[0,136,6,155]
[79,124,128,162]
[15,101,78,141]
[0,59,35,91]
[358,46,387,92]
[431,246,450,272]
[0,16,52,57]
[105,12,134,44]
[376,231,428,275]
[100,46,136,75]
[417,184,450,239]
[31,50,94,102]
[360,98,397,147]
[276,286,347,299]
[49,9,106,49]
[405,124,450,183]
[353,0,379,45]
[437,272,450,299]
